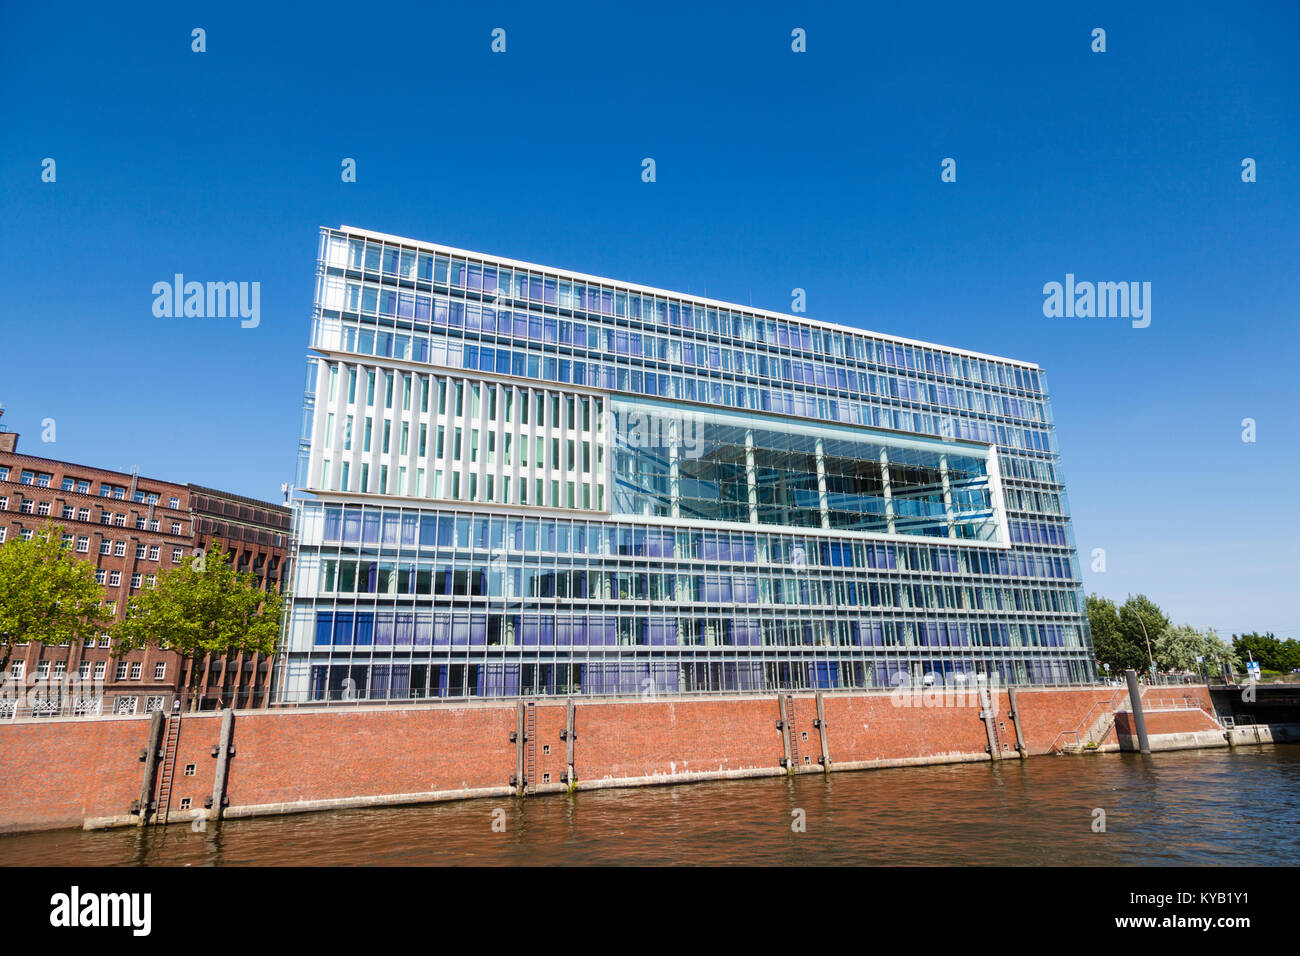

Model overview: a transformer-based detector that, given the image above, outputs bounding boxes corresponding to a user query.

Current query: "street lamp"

[1124,606,1157,682]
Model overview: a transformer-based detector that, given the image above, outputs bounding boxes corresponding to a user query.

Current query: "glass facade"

[278,226,1093,703]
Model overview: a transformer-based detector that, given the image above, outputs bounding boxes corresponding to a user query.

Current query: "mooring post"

[814,692,831,770]
[564,698,577,789]
[137,710,164,824]
[210,708,235,821]
[1007,686,1028,758]
[1125,668,1151,754]
[979,683,1001,761]
[514,702,526,794]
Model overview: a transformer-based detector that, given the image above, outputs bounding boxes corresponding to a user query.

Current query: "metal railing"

[1049,687,1131,753]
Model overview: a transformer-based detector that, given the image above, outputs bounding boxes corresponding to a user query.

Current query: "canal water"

[3,746,1297,866]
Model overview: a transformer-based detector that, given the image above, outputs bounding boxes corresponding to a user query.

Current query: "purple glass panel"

[374,613,395,646]
[414,613,433,645]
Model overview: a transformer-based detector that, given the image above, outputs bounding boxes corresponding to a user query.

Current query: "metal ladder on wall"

[154,711,182,825]
[524,702,537,795]
[989,699,1005,754]
[785,695,801,768]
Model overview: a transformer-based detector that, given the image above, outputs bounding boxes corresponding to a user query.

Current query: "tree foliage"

[1117,593,1169,673]
[1087,594,1145,673]
[1154,623,1238,673]
[114,543,282,658]
[1231,632,1300,673]
[0,524,110,670]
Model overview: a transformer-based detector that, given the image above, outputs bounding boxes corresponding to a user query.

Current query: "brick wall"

[0,684,1221,835]
[0,716,153,833]
[1115,708,1221,737]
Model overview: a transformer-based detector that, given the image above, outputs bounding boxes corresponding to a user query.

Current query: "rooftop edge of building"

[0,444,287,516]
[334,224,1043,374]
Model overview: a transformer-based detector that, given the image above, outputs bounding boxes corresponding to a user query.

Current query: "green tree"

[1087,594,1144,674]
[0,525,111,674]
[1154,624,1239,674]
[114,543,283,659]
[1232,632,1300,673]
[1117,594,1169,674]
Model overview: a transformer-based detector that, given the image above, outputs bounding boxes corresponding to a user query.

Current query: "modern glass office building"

[278,225,1093,702]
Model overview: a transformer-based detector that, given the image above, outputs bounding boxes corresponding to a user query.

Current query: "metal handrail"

[1049,687,1131,752]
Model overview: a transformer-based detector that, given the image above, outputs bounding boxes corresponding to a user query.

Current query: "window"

[0,496,7,509]
[169,497,180,509]
[61,505,74,519]
[36,660,50,678]
[77,480,90,494]
[108,570,121,587]
[148,519,159,532]
[18,528,33,541]
[113,514,125,527]
[184,763,196,777]
[19,470,33,485]
[115,662,128,680]
[19,498,33,514]
[0,466,8,480]
[52,661,66,679]
[94,662,106,679]
[172,548,183,563]
[171,521,183,535]
[78,662,91,680]
[146,696,165,713]
[0,528,5,543]
[146,574,156,587]
[36,501,51,516]
[76,536,89,553]
[129,662,142,680]
[136,545,146,559]
[8,662,24,679]
[153,662,166,681]
[77,507,90,521]
[130,573,142,589]
[114,541,126,556]
[113,696,137,715]
[99,540,111,555]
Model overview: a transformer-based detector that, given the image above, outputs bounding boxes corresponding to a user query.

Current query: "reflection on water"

[3,747,1297,866]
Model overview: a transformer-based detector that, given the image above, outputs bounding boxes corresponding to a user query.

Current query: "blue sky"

[2,2,1297,639]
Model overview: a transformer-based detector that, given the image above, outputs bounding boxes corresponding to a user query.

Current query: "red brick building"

[0,420,290,717]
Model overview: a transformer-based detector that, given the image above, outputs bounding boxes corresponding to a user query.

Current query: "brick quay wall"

[0,684,1223,835]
